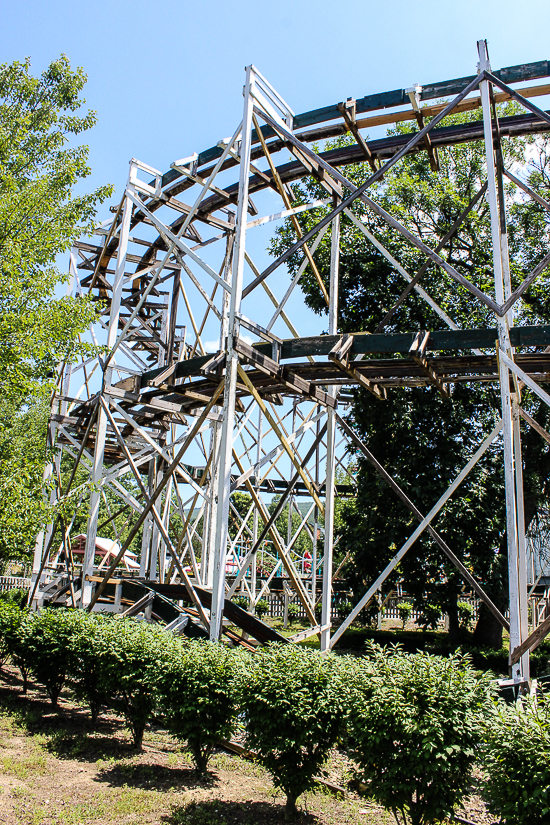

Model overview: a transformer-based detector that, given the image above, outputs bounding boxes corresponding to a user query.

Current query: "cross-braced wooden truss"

[31,41,550,682]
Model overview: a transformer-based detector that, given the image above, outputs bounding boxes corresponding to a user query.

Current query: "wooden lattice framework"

[30,40,550,684]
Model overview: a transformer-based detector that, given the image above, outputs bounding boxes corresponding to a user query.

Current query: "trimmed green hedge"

[0,601,549,824]
[483,695,550,823]
[238,644,344,816]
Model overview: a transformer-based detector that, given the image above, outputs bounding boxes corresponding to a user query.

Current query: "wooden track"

[55,324,550,470]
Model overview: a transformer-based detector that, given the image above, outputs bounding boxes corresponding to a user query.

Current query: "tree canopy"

[0,56,112,568]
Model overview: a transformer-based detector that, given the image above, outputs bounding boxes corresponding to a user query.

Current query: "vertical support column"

[203,235,233,589]
[321,203,340,651]
[30,425,55,605]
[249,407,262,612]
[478,40,526,680]
[513,399,530,679]
[204,423,221,588]
[312,415,320,603]
[139,459,154,578]
[157,475,173,584]
[166,271,181,365]
[210,67,255,640]
[32,251,79,603]
[148,461,163,582]
[80,166,135,607]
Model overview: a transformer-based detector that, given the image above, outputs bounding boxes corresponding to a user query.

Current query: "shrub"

[287,602,301,620]
[345,644,494,825]
[67,612,112,726]
[0,602,12,667]
[98,617,171,749]
[238,643,344,817]
[483,695,550,822]
[338,599,354,616]
[156,640,238,772]
[22,608,84,706]
[0,601,30,690]
[0,588,29,609]
[396,601,413,629]
[457,601,474,630]
[232,595,249,610]
[255,599,269,619]
[417,602,442,631]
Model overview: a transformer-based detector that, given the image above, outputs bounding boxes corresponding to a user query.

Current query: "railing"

[263,593,479,623]
[0,576,31,592]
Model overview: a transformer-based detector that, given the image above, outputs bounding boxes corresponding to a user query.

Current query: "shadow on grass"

[46,730,139,761]
[1,687,125,737]
[163,799,320,824]
[96,761,217,792]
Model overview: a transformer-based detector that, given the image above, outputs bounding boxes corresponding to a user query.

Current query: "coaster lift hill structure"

[30,40,550,685]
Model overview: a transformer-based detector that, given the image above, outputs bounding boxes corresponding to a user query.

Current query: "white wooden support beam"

[321,204,340,652]
[81,165,135,608]
[210,67,255,641]
[478,38,527,682]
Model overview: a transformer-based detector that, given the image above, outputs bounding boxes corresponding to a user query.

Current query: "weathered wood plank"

[139,326,550,387]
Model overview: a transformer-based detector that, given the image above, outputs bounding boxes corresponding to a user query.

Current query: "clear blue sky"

[4,0,550,200]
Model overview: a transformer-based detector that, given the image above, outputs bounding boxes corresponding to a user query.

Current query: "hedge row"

[0,599,548,823]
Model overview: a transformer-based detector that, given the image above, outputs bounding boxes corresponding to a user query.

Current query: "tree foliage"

[0,56,112,567]
[0,55,111,401]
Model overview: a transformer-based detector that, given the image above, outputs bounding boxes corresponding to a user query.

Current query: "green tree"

[271,107,550,647]
[0,56,112,566]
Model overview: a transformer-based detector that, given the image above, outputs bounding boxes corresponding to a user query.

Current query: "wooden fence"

[0,576,30,592]
[264,593,479,623]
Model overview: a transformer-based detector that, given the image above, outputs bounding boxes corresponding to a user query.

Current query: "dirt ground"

[0,665,494,825]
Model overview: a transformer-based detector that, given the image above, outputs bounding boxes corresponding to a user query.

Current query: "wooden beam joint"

[234,337,337,408]
[328,334,386,399]
[409,331,450,398]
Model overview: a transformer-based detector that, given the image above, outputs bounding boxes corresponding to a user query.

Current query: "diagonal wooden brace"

[406,86,440,172]
[328,334,386,400]
[510,614,550,666]
[338,99,379,174]
[234,337,336,408]
[409,331,450,398]
[200,350,227,378]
